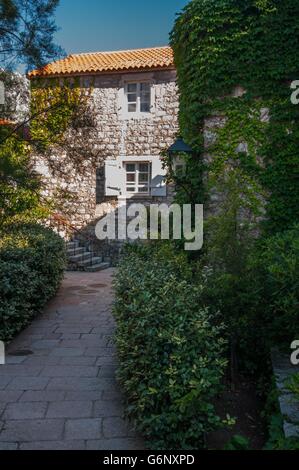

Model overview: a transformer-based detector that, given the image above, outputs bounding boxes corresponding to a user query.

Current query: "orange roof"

[28,46,174,79]
[0,119,15,126]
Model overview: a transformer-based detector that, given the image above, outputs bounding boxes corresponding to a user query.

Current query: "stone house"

[28,47,179,238]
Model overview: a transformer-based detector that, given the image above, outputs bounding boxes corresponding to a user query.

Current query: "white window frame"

[125,82,151,114]
[105,156,167,198]
[125,162,151,196]
[119,73,155,120]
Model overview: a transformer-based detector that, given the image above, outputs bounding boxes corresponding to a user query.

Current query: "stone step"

[66,240,80,250]
[69,252,93,263]
[85,262,110,273]
[66,266,83,272]
[67,247,85,256]
[77,256,103,267]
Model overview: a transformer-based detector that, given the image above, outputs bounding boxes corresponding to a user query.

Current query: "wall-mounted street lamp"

[167,136,193,156]
[167,137,193,175]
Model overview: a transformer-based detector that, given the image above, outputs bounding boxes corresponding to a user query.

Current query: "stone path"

[271,350,299,439]
[0,269,143,450]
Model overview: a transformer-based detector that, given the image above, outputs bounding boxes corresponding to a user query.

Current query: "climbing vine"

[30,78,90,152]
[28,77,105,219]
[170,0,299,233]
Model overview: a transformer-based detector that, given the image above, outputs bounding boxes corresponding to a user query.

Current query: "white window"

[125,82,151,114]
[125,162,151,195]
[105,156,166,198]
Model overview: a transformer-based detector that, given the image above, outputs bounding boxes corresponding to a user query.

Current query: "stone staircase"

[66,239,111,272]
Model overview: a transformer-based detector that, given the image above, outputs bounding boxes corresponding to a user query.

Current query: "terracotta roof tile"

[0,119,15,126]
[28,46,174,78]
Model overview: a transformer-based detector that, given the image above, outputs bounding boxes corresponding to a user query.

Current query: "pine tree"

[0,0,63,70]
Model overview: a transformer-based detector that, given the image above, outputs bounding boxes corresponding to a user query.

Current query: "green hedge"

[113,243,227,450]
[0,223,66,341]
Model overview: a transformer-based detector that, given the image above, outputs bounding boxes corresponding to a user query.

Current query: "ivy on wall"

[28,78,105,219]
[170,0,299,233]
[30,78,89,151]
[0,77,96,228]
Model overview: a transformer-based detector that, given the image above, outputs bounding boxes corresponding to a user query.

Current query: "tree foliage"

[0,125,47,226]
[170,0,299,234]
[0,0,63,70]
[0,78,96,224]
[169,0,299,378]
[29,78,107,219]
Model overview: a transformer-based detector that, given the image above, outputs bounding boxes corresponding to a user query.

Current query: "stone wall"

[34,69,179,240]
[202,88,269,219]
[0,72,29,123]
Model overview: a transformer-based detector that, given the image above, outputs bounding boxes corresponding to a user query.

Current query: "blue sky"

[54,0,189,55]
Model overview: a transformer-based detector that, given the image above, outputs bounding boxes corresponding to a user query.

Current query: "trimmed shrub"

[113,243,227,450]
[0,223,66,341]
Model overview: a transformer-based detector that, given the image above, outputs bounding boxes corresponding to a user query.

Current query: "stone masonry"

[34,70,179,235]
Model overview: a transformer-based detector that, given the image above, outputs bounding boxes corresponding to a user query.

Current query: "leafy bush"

[224,435,250,451]
[0,130,48,227]
[263,387,299,451]
[249,224,299,345]
[0,223,66,341]
[113,243,227,450]
[265,413,299,450]
[199,224,299,375]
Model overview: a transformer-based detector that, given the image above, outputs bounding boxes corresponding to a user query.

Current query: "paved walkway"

[0,269,143,450]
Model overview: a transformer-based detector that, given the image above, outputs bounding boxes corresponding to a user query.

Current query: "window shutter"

[105,160,124,197]
[151,157,167,197]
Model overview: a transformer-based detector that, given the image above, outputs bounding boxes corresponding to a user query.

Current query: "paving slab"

[0,442,19,450]
[86,438,144,450]
[0,419,65,442]
[6,377,50,391]
[20,440,86,450]
[0,269,143,450]
[19,391,65,402]
[65,418,103,440]
[46,401,93,419]
[0,377,12,390]
[3,402,48,420]
[40,365,99,378]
